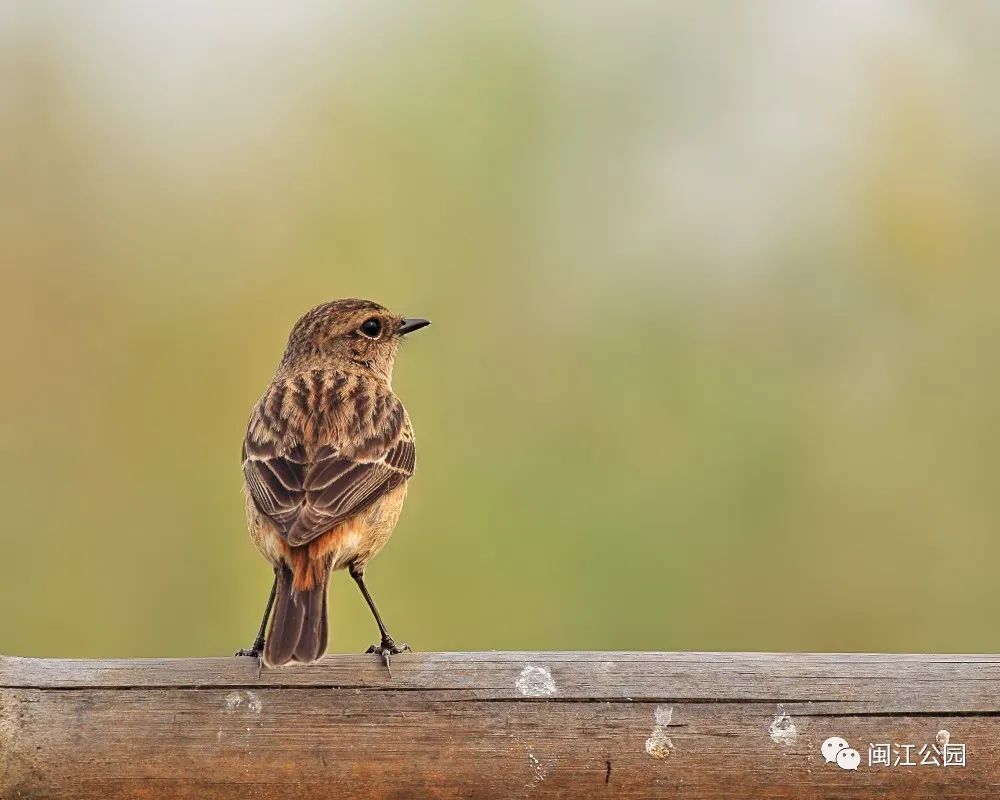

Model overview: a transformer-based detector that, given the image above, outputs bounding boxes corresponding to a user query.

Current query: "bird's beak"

[398,317,431,336]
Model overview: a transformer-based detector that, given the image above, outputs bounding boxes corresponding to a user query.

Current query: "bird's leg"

[235,572,277,658]
[349,565,410,676]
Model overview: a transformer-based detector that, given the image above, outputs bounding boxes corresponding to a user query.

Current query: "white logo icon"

[836,748,861,771]
[821,736,850,764]
[822,736,860,770]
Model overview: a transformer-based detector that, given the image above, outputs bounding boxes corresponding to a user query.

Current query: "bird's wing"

[242,374,415,548]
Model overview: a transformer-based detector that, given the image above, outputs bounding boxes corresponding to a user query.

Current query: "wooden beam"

[2,652,996,798]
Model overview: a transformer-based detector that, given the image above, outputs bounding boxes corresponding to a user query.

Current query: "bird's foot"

[235,638,265,658]
[366,637,410,677]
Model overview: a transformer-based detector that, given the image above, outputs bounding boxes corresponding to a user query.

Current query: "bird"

[236,298,430,670]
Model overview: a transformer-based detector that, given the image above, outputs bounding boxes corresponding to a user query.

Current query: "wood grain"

[2,652,997,799]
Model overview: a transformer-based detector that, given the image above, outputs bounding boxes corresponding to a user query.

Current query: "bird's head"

[279,298,430,382]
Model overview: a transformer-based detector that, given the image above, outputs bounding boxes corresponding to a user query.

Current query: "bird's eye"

[359,318,382,338]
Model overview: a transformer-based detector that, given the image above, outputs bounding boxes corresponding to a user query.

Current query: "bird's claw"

[235,637,265,659]
[366,637,410,677]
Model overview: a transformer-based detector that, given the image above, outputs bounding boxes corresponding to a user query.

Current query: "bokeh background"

[2,2,999,658]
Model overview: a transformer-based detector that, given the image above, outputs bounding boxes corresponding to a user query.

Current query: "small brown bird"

[237,299,429,669]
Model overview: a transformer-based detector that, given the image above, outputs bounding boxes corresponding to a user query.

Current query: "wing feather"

[242,372,415,547]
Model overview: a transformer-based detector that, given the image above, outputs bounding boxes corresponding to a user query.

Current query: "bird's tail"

[263,561,330,667]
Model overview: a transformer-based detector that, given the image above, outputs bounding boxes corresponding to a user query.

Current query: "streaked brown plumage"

[238,298,429,669]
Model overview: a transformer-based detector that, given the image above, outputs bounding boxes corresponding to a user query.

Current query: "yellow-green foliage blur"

[2,4,999,657]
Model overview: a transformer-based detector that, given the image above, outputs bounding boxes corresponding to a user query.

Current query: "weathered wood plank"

[1,652,997,799]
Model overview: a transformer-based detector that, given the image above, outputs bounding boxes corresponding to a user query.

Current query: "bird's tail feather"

[263,562,329,667]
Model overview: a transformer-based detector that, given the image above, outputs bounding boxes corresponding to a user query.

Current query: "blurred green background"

[2,3,999,658]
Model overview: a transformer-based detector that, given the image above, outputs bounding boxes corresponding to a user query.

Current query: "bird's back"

[242,368,415,579]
